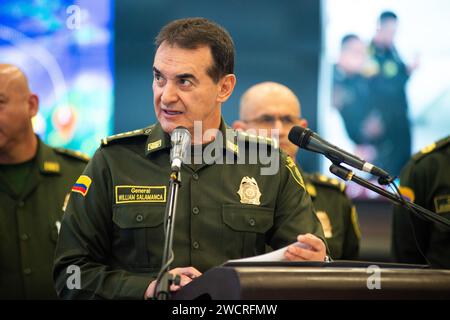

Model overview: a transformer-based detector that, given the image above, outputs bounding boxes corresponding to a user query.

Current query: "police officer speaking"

[53,18,327,300]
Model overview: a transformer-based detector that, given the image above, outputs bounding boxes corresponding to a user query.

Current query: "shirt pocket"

[222,204,274,259]
[112,204,165,268]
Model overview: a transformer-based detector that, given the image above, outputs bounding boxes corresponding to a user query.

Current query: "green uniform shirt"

[54,120,325,300]
[0,138,88,299]
[303,173,361,260]
[392,136,450,268]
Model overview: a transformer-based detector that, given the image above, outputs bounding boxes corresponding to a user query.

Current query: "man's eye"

[260,115,276,123]
[281,116,295,124]
[179,79,192,87]
[154,74,165,85]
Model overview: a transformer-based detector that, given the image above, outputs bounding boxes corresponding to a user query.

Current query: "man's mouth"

[162,109,183,116]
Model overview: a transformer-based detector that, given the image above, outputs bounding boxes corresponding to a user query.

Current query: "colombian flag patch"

[399,186,415,203]
[72,175,92,196]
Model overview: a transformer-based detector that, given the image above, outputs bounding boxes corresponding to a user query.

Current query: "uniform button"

[192,207,199,215]
[249,218,256,226]
[193,241,200,249]
[18,201,25,208]
[192,173,199,181]
[23,268,32,275]
[136,214,144,222]
[20,234,29,241]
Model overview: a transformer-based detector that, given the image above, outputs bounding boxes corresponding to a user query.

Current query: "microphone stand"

[329,163,450,229]
[155,170,182,300]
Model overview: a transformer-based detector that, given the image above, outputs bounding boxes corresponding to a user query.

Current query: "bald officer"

[233,81,361,259]
[0,64,88,299]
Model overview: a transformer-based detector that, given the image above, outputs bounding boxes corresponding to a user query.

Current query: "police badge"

[237,176,262,205]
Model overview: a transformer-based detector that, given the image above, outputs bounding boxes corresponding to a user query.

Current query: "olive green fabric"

[392,135,450,268]
[0,159,34,195]
[53,119,325,299]
[303,172,360,260]
[0,138,88,299]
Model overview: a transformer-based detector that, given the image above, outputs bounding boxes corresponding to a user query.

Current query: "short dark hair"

[340,34,360,49]
[155,17,235,83]
[379,11,398,24]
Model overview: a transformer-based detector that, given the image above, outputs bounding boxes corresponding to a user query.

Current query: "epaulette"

[101,127,152,147]
[236,130,279,149]
[54,148,90,162]
[308,173,346,193]
[412,135,450,162]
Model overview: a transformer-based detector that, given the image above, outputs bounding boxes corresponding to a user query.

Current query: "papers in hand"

[227,241,312,263]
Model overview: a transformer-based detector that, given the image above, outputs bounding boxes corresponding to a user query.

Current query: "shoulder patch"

[54,148,90,162]
[236,130,279,149]
[101,127,152,147]
[399,186,415,203]
[309,173,346,193]
[412,135,450,162]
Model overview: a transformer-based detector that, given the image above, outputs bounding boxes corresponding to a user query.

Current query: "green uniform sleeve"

[53,149,155,299]
[267,152,327,250]
[391,162,431,264]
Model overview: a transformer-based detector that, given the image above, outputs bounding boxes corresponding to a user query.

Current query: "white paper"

[227,241,311,263]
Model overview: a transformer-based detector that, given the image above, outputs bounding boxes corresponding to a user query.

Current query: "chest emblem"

[237,176,261,205]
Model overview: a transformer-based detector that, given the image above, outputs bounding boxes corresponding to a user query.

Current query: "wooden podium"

[173,261,450,300]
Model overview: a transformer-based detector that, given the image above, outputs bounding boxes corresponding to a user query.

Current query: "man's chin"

[159,119,189,134]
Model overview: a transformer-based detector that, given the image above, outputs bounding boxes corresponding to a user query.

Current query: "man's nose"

[274,118,285,132]
[160,82,178,105]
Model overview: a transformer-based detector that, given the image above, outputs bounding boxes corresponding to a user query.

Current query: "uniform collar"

[144,118,240,158]
[298,165,317,198]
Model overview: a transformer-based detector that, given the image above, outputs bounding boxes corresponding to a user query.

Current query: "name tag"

[115,185,167,204]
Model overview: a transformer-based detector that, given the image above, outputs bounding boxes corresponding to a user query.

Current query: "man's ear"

[217,74,236,103]
[28,94,39,117]
[299,118,308,128]
[232,120,247,131]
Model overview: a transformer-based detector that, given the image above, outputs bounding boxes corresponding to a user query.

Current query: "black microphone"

[288,126,391,179]
[170,127,191,172]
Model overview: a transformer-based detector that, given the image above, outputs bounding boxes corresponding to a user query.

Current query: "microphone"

[288,126,391,179]
[170,126,191,172]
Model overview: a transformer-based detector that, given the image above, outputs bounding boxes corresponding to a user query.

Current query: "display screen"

[0,0,113,155]
[319,0,450,198]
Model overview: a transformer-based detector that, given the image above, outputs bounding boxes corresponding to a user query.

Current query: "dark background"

[114,0,392,262]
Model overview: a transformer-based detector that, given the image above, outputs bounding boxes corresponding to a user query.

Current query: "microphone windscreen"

[288,126,310,148]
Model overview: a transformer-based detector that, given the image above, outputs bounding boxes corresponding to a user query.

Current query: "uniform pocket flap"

[222,204,274,233]
[113,204,165,228]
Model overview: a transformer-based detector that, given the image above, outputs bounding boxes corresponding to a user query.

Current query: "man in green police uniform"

[233,82,361,260]
[53,18,327,300]
[392,135,450,269]
[0,64,88,299]
[367,11,419,176]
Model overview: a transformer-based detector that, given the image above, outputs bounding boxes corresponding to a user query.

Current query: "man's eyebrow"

[153,67,162,75]
[153,67,198,84]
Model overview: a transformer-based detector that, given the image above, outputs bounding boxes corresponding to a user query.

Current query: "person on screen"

[53,17,329,300]
[367,11,419,176]
[0,64,89,299]
[233,81,361,260]
[392,135,450,269]
[332,34,382,165]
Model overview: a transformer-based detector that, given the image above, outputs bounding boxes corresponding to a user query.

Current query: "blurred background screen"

[0,0,114,156]
[319,0,450,199]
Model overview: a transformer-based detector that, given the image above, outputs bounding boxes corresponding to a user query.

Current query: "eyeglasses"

[243,114,299,126]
